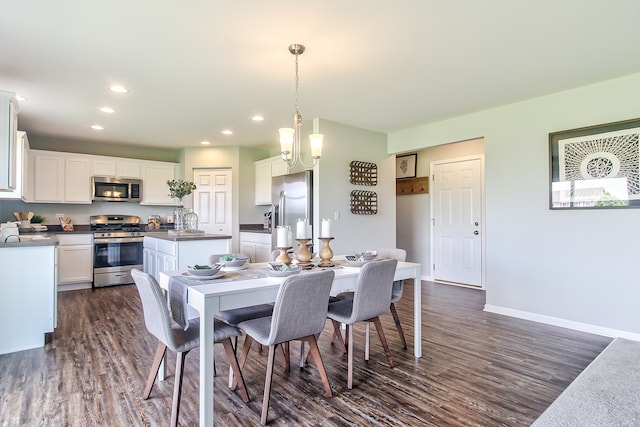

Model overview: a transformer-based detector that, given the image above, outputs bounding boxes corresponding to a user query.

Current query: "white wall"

[389,72,640,337]
[314,119,396,255]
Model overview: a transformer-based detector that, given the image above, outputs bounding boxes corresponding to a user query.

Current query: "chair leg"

[330,319,347,354]
[281,342,291,372]
[261,346,277,425]
[143,342,167,399]
[372,317,394,368]
[232,335,254,390]
[347,324,354,389]
[222,339,250,403]
[171,350,189,427]
[365,322,370,361]
[305,335,332,397]
[390,302,408,350]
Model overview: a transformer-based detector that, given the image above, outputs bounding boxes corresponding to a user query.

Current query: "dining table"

[158,257,421,426]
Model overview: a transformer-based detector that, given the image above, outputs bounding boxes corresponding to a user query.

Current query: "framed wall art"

[549,117,640,209]
[396,153,417,179]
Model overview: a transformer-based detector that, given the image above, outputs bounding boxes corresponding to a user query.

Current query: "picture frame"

[396,153,417,179]
[549,117,640,209]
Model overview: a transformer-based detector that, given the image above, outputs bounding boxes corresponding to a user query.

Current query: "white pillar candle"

[321,218,331,237]
[277,226,288,247]
[307,224,312,239]
[296,218,306,239]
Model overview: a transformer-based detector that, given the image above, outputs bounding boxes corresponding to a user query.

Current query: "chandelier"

[279,44,323,169]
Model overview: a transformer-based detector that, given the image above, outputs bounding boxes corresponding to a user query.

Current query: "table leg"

[199,307,215,426]
[413,266,422,358]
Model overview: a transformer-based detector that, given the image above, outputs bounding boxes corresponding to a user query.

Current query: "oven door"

[93,237,143,287]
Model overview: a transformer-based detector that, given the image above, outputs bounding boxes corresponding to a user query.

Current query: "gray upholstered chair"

[235,269,336,425]
[131,269,249,427]
[335,248,408,351]
[327,258,398,389]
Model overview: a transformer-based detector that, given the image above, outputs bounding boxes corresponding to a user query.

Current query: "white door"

[432,157,483,287]
[193,169,232,235]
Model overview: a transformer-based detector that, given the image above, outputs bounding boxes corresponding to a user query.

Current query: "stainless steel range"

[91,215,145,287]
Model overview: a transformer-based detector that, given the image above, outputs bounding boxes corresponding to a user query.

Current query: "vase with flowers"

[167,179,197,231]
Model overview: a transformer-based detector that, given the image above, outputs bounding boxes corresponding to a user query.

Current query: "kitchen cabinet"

[0,131,27,200]
[0,90,18,192]
[255,156,288,205]
[143,234,231,280]
[57,233,93,291]
[25,150,92,203]
[240,231,272,263]
[141,161,179,205]
[91,157,141,178]
[0,243,56,355]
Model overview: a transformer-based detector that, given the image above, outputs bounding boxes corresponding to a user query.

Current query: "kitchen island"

[0,235,58,355]
[143,232,232,280]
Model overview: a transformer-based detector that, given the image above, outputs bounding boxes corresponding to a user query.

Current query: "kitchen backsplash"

[0,200,175,225]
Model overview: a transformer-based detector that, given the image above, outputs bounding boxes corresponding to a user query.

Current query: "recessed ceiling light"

[109,85,128,93]
[252,115,264,121]
[100,107,115,113]
[16,95,27,102]
[200,140,211,145]
[91,125,104,130]
[221,130,233,135]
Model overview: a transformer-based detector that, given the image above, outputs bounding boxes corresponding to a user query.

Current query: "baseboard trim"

[58,282,92,292]
[484,304,640,340]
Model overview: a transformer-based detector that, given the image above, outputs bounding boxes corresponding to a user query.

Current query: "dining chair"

[335,248,408,352]
[235,269,336,425]
[131,269,250,427]
[326,258,397,389]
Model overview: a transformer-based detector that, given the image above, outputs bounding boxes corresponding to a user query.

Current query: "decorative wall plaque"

[349,161,377,186]
[350,190,377,215]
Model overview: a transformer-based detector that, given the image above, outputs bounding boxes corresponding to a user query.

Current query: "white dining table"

[159,259,421,427]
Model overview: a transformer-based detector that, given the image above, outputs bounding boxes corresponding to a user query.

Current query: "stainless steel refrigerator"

[271,171,313,248]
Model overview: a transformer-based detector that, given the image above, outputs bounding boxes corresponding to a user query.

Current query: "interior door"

[193,169,232,235]
[432,157,483,286]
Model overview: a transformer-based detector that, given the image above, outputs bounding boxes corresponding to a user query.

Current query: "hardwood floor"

[0,281,611,426]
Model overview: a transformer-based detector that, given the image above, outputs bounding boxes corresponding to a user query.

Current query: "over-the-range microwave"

[92,176,142,202]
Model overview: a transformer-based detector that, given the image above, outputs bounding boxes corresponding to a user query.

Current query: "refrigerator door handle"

[278,191,285,227]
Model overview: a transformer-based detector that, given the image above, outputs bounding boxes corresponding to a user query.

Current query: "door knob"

[474,230,479,235]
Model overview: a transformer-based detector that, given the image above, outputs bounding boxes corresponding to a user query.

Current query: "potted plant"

[167,179,197,231]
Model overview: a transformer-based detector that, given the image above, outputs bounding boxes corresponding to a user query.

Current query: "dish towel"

[169,277,190,331]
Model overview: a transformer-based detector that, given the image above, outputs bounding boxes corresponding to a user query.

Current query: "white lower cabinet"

[0,244,56,355]
[240,232,272,263]
[57,233,93,291]
[143,235,232,280]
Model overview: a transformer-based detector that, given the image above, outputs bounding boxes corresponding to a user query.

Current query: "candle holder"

[275,247,293,265]
[318,237,334,267]
[295,238,313,268]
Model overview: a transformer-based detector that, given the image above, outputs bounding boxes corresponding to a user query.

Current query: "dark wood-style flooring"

[0,281,611,426]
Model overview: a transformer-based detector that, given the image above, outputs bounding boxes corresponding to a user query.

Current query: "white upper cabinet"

[0,131,27,200]
[140,160,179,205]
[91,157,141,178]
[26,150,91,204]
[255,156,289,205]
[0,90,18,192]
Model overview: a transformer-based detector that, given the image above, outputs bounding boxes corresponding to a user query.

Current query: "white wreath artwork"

[558,127,640,202]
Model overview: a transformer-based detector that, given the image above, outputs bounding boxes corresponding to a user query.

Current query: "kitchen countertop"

[144,231,232,241]
[239,224,271,234]
[0,234,59,247]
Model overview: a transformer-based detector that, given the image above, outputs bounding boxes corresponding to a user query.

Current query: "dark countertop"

[144,231,232,242]
[239,224,271,234]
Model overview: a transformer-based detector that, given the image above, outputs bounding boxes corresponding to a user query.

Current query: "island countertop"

[144,231,232,242]
[0,234,59,247]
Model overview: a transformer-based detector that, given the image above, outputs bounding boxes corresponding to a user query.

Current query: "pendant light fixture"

[279,44,323,169]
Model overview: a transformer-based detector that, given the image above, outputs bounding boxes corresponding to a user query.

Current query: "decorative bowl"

[187,264,222,276]
[268,262,302,277]
[345,255,370,267]
[355,251,377,261]
[218,254,250,267]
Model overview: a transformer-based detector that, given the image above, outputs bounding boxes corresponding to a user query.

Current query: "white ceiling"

[1,1,640,150]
